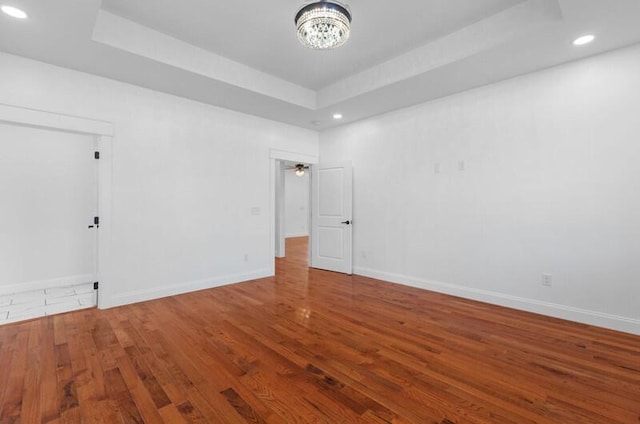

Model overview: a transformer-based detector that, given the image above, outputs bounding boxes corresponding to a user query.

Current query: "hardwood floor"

[1,236,639,423]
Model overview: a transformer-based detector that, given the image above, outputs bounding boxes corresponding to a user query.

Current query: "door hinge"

[93,282,99,290]
[94,151,100,159]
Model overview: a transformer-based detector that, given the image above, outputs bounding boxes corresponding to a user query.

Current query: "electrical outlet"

[458,160,466,171]
[542,273,552,287]
[434,163,441,174]
[244,254,249,262]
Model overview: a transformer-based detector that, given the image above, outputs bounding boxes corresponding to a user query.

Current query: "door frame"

[0,103,114,309]
[269,149,318,274]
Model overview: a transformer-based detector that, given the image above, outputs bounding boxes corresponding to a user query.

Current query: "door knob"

[341,220,351,225]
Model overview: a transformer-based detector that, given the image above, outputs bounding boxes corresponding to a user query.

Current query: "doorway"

[269,150,317,274]
[274,159,311,261]
[0,123,99,323]
[284,162,311,266]
[0,104,113,322]
[270,152,353,276]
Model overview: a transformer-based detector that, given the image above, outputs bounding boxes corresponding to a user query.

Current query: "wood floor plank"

[220,388,268,424]
[104,366,145,423]
[21,319,44,423]
[40,317,61,423]
[0,236,639,423]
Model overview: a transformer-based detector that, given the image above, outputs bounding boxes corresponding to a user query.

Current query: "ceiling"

[1,0,640,130]
[102,0,523,90]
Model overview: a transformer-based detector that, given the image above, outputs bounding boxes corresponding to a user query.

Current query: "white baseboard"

[285,232,309,238]
[100,268,272,309]
[354,266,640,336]
[0,274,95,296]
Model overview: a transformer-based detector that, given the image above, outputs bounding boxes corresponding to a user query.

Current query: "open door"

[310,161,353,274]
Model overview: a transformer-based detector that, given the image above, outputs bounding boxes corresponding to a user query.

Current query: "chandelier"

[295,1,352,50]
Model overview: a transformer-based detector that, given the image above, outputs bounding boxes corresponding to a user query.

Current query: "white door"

[0,123,98,294]
[310,161,353,274]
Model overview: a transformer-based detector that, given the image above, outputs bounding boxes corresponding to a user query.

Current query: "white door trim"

[274,160,286,258]
[0,103,113,136]
[269,149,318,274]
[0,103,113,309]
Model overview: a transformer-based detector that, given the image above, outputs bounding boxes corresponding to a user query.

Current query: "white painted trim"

[0,103,114,136]
[0,274,95,296]
[275,160,286,258]
[269,149,318,164]
[1,304,96,326]
[101,269,272,309]
[96,136,113,309]
[285,232,310,238]
[354,266,640,336]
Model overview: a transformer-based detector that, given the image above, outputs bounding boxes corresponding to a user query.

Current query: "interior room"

[0,0,639,422]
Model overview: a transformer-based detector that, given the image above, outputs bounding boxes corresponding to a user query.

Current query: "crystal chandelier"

[295,1,352,50]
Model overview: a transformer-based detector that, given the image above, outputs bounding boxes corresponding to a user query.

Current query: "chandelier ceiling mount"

[295,1,352,50]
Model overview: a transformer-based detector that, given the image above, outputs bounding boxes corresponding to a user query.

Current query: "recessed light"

[1,5,28,19]
[333,113,343,120]
[573,35,595,46]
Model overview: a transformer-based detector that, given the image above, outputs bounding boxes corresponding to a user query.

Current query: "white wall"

[320,44,640,335]
[0,52,318,308]
[284,169,310,238]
